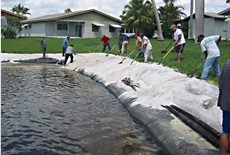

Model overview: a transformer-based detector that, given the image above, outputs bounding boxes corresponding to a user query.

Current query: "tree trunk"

[195,0,204,43]
[189,0,194,40]
[151,0,164,41]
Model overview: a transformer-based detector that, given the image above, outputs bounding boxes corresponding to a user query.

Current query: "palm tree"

[151,0,164,41]
[22,7,31,16]
[120,0,155,36]
[65,8,72,13]
[195,0,204,43]
[189,0,194,40]
[11,3,23,15]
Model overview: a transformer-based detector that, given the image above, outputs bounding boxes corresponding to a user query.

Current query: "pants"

[201,56,221,80]
[144,49,153,63]
[42,45,46,57]
[102,44,111,53]
[64,53,73,65]
[63,47,67,56]
[137,48,144,58]
[119,43,122,50]
[121,41,129,55]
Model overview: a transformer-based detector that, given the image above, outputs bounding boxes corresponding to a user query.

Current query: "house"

[218,7,230,41]
[178,12,228,40]
[20,9,123,38]
[1,9,25,29]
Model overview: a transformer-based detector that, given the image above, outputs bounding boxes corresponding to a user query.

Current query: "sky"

[1,0,229,19]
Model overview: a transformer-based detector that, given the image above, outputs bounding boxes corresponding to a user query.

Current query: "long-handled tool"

[130,49,142,65]
[89,44,103,53]
[161,40,174,53]
[158,45,175,65]
[118,49,137,64]
[187,58,206,78]
[105,42,118,56]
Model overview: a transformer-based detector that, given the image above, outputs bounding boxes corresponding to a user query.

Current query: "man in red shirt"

[101,35,111,53]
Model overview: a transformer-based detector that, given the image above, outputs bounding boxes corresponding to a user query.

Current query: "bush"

[1,16,22,38]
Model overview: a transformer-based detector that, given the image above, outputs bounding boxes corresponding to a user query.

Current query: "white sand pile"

[1,53,222,133]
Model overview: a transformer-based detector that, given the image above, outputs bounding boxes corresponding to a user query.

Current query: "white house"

[179,12,228,40]
[218,7,230,41]
[20,9,123,38]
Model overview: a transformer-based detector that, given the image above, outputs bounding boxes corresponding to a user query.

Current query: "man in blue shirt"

[121,34,130,56]
[40,38,46,58]
[117,30,123,53]
[62,36,70,57]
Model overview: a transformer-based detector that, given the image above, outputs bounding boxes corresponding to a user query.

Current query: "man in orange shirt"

[101,35,111,53]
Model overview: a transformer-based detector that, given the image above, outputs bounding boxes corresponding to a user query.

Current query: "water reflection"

[1,64,160,155]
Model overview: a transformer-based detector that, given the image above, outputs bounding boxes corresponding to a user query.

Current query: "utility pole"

[195,0,205,43]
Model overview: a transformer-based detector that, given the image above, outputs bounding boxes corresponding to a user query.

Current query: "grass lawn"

[2,37,230,85]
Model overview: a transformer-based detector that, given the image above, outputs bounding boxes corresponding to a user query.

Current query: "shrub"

[1,16,22,38]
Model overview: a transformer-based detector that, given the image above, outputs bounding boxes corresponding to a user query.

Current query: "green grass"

[2,37,230,85]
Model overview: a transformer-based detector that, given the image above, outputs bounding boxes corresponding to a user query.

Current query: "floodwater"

[1,64,161,155]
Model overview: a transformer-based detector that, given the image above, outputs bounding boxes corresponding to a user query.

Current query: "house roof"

[21,9,122,24]
[1,9,26,19]
[180,12,228,22]
[218,7,230,15]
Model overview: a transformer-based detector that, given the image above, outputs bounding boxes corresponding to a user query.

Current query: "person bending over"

[64,44,76,65]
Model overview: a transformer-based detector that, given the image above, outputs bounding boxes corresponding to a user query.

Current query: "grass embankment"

[2,37,230,85]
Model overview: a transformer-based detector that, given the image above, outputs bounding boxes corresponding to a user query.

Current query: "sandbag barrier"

[75,67,219,155]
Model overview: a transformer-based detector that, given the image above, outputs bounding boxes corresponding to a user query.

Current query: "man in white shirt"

[170,24,186,62]
[64,44,76,65]
[197,34,222,80]
[140,33,153,63]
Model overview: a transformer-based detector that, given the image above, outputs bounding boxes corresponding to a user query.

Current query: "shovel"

[89,44,103,53]
[130,50,142,65]
[105,42,118,56]
[161,40,174,53]
[158,45,175,65]
[118,49,137,64]
[187,59,206,78]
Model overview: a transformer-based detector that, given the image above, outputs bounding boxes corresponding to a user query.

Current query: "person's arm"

[175,34,182,45]
[128,37,130,43]
[39,40,42,47]
[172,33,175,41]
[203,51,208,58]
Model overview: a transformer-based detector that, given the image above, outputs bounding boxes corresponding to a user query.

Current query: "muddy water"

[1,64,161,155]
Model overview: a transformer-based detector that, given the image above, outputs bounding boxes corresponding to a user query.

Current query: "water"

[1,64,161,155]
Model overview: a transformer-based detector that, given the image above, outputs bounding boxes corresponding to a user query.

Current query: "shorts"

[175,43,185,53]
[222,111,230,133]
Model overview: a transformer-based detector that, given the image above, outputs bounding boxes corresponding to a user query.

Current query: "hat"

[177,23,181,27]
[133,33,138,36]
[197,34,204,42]
[170,24,176,29]
[103,35,106,37]
[139,33,144,37]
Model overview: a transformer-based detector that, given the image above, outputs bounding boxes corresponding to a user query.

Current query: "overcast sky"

[1,0,229,19]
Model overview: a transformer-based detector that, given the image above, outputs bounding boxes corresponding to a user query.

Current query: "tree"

[158,0,186,38]
[189,0,194,40]
[120,0,156,37]
[151,0,164,41]
[195,0,204,43]
[1,16,22,38]
[227,0,230,3]
[65,8,72,13]
[11,3,30,16]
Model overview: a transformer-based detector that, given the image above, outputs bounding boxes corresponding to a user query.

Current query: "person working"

[218,58,230,155]
[118,31,123,53]
[140,33,153,63]
[133,33,143,58]
[64,44,76,65]
[197,34,221,80]
[39,38,46,58]
[62,36,70,57]
[170,24,186,62]
[101,35,111,53]
[120,34,130,56]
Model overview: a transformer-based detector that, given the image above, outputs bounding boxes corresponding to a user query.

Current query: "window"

[57,24,68,30]
[92,24,99,32]
[29,25,32,28]
[224,21,228,32]
[25,26,27,29]
[109,25,115,32]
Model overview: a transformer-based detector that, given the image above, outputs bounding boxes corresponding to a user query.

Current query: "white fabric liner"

[225,18,230,22]
[110,24,122,28]
[92,23,105,27]
[22,24,29,28]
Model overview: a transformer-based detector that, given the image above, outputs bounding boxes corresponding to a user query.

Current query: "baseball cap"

[139,33,144,37]
[177,23,181,27]
[197,34,204,42]
[133,33,138,36]
[170,24,176,29]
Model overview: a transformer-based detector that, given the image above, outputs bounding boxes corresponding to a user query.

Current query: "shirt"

[200,35,220,59]
[62,38,69,48]
[66,46,75,54]
[218,58,230,112]
[121,34,129,42]
[174,28,186,46]
[101,36,110,44]
[136,36,143,48]
[143,36,152,50]
[40,38,46,45]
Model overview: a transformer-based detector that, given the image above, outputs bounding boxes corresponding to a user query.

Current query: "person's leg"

[137,49,141,58]
[43,45,46,58]
[63,47,66,57]
[177,44,184,62]
[125,41,128,54]
[70,54,73,63]
[119,43,122,52]
[64,54,69,65]
[220,111,230,155]
[144,50,149,63]
[212,57,221,76]
[148,49,153,60]
[108,44,112,51]
[201,58,215,80]
[102,45,106,53]
[121,42,125,56]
